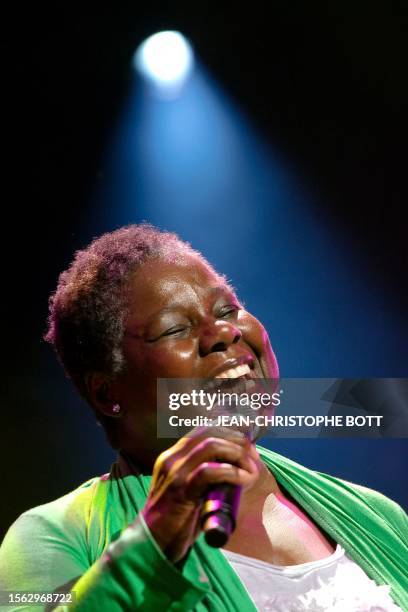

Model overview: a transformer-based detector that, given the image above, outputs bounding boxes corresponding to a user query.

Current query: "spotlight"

[134,31,194,95]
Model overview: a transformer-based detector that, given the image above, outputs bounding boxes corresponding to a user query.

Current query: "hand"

[140,427,260,563]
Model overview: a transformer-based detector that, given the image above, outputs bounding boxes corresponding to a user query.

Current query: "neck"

[240,456,280,507]
[119,448,155,476]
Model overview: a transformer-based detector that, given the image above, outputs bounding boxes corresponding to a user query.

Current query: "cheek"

[238,311,268,349]
[124,339,197,379]
[239,312,279,378]
[146,344,195,376]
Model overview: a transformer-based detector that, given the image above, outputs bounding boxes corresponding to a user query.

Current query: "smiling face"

[94,254,279,468]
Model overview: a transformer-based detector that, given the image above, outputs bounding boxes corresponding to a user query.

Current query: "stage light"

[134,31,194,94]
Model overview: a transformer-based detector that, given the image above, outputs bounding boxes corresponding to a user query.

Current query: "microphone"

[198,376,270,547]
[200,482,242,548]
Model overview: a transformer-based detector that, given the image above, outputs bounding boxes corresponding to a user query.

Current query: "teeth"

[215,364,251,379]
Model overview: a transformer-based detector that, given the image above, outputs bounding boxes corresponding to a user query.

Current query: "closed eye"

[218,305,241,318]
[146,325,189,342]
[162,325,188,336]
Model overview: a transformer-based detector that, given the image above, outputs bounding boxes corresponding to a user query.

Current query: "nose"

[199,319,242,356]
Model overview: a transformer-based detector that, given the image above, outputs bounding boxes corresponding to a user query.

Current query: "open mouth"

[205,363,255,394]
[214,363,252,380]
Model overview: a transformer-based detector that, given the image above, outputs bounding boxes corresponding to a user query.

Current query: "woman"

[0,224,406,611]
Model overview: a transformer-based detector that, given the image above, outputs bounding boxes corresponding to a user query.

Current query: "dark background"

[2,1,407,539]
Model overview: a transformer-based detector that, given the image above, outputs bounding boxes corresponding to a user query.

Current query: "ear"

[85,371,118,418]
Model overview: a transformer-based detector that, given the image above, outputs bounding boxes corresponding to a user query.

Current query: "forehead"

[125,255,231,320]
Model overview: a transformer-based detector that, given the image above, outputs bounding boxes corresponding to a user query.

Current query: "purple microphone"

[200,482,242,547]
[199,378,265,547]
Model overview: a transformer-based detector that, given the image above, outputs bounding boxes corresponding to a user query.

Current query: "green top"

[0,446,407,611]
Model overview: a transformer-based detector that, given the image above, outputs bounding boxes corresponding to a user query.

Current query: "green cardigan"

[0,447,407,611]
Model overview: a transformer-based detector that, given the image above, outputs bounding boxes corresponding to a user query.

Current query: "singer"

[0,224,406,611]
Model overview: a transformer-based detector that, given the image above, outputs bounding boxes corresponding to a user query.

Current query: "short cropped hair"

[45,223,219,402]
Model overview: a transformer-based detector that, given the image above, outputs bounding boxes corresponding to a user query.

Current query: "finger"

[159,436,256,487]
[186,425,249,442]
[153,427,253,480]
[180,436,256,478]
[173,426,249,457]
[185,460,259,500]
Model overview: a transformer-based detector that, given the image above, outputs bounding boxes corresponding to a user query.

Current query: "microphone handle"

[200,483,242,548]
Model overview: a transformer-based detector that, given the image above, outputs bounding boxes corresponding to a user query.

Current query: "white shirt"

[222,545,401,611]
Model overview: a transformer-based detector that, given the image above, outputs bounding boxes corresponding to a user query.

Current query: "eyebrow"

[207,284,237,297]
[149,285,238,318]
